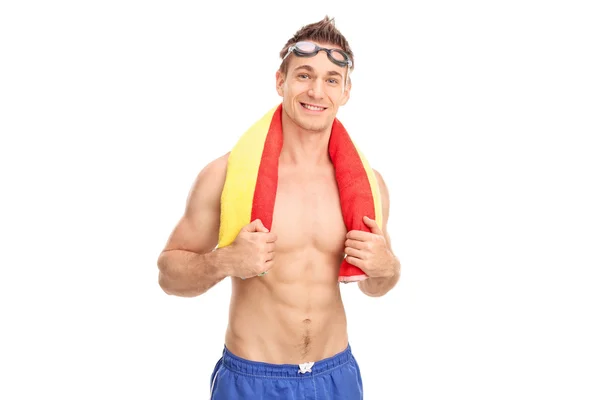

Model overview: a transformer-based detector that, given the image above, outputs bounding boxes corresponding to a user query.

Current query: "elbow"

[156,251,177,296]
[358,282,388,297]
[156,251,202,298]
[157,269,189,297]
[158,271,176,296]
[358,274,399,298]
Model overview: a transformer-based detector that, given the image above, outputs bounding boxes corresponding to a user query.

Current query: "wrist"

[388,257,401,281]
[372,257,399,280]
[211,245,235,279]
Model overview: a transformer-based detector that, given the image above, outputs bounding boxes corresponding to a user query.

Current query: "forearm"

[358,259,401,297]
[157,247,232,297]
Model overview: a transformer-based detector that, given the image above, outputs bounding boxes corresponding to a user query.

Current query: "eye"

[298,73,310,80]
[327,78,339,85]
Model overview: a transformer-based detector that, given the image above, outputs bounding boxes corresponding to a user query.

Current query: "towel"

[217,103,382,282]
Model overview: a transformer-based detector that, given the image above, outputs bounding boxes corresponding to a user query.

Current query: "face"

[276,42,351,133]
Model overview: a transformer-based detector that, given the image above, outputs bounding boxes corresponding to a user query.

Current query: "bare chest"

[271,168,347,255]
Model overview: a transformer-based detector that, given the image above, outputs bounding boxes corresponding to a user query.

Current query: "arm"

[357,170,401,297]
[156,153,232,297]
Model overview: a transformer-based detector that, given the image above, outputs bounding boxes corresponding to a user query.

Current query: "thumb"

[245,219,269,233]
[363,216,383,234]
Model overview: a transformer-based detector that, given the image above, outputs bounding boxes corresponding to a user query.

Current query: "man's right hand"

[228,219,277,279]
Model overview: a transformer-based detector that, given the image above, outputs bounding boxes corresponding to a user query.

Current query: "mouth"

[300,102,327,112]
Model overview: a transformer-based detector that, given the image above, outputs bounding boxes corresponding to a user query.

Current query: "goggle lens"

[287,41,352,68]
[329,50,347,63]
[295,42,317,53]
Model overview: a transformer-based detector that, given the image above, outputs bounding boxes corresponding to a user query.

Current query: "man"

[157,16,400,399]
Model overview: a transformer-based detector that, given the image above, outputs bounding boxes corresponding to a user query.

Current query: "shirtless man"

[157,16,400,399]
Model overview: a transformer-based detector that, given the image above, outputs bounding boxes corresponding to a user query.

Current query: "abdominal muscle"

[224,248,349,365]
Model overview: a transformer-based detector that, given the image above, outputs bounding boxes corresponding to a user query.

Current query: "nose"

[308,80,325,100]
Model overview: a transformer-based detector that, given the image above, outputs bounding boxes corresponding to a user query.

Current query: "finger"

[344,246,363,259]
[345,239,367,250]
[346,230,372,241]
[265,232,278,243]
[345,256,364,268]
[363,216,383,235]
[265,251,275,262]
[246,219,269,233]
[254,219,270,233]
[241,220,256,232]
[265,242,276,253]
[242,219,262,232]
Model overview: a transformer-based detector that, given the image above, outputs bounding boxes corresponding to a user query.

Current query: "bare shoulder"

[372,168,392,232]
[372,169,390,206]
[185,152,230,210]
[193,152,230,187]
[162,152,230,253]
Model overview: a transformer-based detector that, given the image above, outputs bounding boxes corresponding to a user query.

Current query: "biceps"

[163,206,220,254]
[161,153,228,255]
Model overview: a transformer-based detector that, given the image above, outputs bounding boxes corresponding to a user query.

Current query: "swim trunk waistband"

[221,344,354,378]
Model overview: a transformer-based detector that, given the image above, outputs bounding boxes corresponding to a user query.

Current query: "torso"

[224,161,349,364]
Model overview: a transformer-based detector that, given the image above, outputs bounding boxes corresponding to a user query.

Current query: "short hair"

[278,16,354,76]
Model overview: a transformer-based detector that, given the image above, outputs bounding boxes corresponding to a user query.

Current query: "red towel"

[218,103,383,282]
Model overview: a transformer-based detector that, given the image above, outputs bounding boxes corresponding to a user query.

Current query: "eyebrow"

[293,64,343,78]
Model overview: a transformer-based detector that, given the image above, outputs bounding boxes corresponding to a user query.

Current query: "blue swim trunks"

[209,344,363,399]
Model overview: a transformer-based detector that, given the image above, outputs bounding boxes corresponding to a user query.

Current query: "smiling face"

[276,42,351,133]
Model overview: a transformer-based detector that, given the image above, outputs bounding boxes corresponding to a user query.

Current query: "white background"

[1,0,599,399]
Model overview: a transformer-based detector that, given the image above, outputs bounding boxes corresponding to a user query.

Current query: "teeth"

[302,103,325,111]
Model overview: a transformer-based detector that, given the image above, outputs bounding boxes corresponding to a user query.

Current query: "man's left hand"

[344,216,396,279]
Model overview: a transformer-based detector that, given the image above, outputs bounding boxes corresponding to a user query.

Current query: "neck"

[279,108,333,166]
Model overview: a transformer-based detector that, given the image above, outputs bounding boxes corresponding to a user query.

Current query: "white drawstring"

[298,361,315,374]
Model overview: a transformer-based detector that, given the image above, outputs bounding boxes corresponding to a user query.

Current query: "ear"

[275,70,285,97]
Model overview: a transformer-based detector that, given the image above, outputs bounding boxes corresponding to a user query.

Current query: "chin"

[297,113,333,132]
[300,120,330,133]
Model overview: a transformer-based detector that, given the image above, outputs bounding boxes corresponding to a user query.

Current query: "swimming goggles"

[282,41,353,68]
